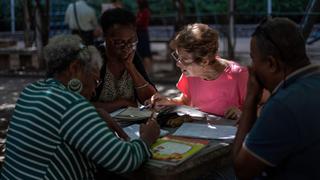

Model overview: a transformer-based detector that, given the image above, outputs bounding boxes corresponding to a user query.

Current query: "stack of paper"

[110,107,152,121]
[173,122,237,140]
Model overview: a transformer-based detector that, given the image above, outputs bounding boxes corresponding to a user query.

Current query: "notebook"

[110,107,152,121]
[173,122,237,140]
[147,135,209,166]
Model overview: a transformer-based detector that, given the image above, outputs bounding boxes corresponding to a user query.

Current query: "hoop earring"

[67,78,83,93]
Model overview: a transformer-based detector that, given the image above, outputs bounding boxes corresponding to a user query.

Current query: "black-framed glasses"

[109,38,139,49]
[171,50,194,66]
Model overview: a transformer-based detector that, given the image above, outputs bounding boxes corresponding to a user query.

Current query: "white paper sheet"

[173,122,237,140]
[123,124,169,140]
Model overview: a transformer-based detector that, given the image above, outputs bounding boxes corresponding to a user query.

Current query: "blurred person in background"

[0,35,159,179]
[136,0,153,75]
[101,0,123,13]
[65,0,100,45]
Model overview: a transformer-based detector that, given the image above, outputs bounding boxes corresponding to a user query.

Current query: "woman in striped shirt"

[0,35,160,179]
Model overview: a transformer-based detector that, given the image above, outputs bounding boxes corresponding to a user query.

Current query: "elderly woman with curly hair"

[0,35,159,179]
[149,23,248,120]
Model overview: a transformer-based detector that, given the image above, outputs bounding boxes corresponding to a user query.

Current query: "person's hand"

[96,108,130,141]
[144,93,175,111]
[139,117,160,147]
[224,106,241,120]
[246,66,264,103]
[122,50,135,69]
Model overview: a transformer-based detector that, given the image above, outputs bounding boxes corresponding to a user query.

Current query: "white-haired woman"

[148,23,248,120]
[0,35,159,179]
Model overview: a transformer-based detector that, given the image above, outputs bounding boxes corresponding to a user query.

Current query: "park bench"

[0,45,38,71]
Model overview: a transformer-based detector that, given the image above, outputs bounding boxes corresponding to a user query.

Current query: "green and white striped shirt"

[1,78,151,179]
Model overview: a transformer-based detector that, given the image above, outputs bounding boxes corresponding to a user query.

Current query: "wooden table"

[124,118,235,180]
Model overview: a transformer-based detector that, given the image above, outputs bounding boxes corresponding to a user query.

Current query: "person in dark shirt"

[233,17,320,179]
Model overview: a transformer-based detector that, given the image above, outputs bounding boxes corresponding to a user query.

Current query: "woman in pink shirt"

[150,23,248,120]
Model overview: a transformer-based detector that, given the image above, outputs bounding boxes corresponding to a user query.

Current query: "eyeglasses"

[171,51,194,66]
[108,38,139,49]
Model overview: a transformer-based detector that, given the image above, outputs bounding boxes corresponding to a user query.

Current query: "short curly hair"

[44,35,102,77]
[100,8,136,36]
[252,17,309,68]
[170,23,219,64]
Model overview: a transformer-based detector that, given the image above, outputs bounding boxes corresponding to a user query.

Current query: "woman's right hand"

[224,106,242,120]
[144,93,175,110]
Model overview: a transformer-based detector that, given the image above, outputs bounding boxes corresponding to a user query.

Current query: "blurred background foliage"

[0,0,314,31]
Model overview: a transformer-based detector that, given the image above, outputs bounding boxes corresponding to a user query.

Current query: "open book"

[110,107,152,122]
[173,122,237,140]
[147,135,209,166]
[123,124,169,140]
[157,105,208,119]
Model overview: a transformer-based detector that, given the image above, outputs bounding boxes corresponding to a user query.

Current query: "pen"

[139,104,152,111]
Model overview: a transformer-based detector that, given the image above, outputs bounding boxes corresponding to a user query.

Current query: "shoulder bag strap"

[73,3,83,34]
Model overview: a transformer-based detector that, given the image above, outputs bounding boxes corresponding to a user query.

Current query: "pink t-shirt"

[177,61,248,116]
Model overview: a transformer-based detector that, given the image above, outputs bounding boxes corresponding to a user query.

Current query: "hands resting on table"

[144,93,242,121]
[96,108,160,147]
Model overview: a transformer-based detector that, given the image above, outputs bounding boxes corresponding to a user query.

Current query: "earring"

[67,78,83,93]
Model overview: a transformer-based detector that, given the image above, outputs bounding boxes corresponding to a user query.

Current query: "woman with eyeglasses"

[0,35,160,179]
[92,8,157,113]
[148,23,248,120]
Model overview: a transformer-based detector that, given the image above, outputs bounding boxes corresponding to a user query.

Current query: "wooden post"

[301,0,320,40]
[10,0,15,33]
[34,0,50,70]
[171,0,186,75]
[23,0,32,48]
[227,0,235,60]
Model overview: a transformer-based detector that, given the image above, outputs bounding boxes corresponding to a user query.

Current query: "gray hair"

[44,35,103,77]
[170,23,219,64]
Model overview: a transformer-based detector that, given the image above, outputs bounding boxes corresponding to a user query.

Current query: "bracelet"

[135,83,149,89]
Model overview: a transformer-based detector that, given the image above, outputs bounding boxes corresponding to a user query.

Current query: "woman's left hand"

[224,106,242,120]
[122,50,135,69]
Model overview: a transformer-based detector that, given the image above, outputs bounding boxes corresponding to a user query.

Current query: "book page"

[110,108,126,117]
[158,105,207,119]
[148,136,208,166]
[173,122,237,140]
[114,107,152,120]
[123,124,169,140]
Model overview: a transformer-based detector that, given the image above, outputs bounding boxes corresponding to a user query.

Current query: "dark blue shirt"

[245,65,320,179]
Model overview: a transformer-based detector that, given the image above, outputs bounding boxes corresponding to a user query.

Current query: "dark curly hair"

[100,8,136,36]
[170,23,219,64]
